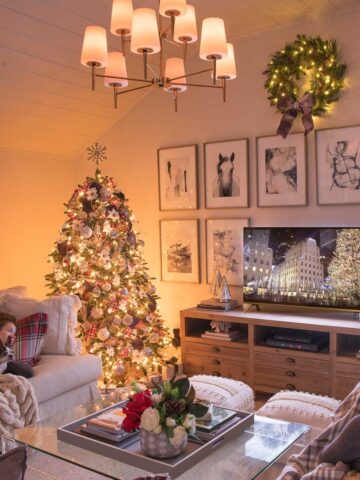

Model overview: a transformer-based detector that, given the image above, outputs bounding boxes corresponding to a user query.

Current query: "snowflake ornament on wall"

[87,142,107,167]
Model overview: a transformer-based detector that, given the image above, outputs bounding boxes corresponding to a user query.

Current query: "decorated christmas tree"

[45,143,171,387]
[328,229,360,304]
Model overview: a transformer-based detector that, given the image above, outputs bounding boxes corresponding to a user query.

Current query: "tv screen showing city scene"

[243,228,360,310]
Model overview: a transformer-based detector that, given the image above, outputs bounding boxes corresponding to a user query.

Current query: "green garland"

[264,34,346,117]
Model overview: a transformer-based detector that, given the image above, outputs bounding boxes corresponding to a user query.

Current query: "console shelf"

[180,307,360,399]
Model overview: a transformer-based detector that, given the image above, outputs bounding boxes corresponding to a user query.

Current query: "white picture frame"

[256,133,307,207]
[206,218,249,286]
[160,219,200,283]
[316,125,360,205]
[158,145,198,211]
[204,138,249,208]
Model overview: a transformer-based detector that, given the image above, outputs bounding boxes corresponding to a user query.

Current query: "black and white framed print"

[204,138,249,208]
[160,219,200,283]
[256,133,307,207]
[158,144,198,211]
[316,125,360,205]
[206,218,249,286]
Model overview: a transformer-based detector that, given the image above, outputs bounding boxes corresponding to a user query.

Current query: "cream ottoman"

[257,390,341,430]
[189,375,254,411]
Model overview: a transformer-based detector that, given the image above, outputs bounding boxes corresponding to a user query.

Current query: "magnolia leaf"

[165,426,174,438]
[172,378,190,399]
[189,403,208,418]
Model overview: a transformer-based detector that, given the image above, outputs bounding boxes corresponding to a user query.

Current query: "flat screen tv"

[243,227,360,311]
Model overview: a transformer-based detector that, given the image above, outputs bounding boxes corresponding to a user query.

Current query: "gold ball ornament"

[91,306,104,320]
[97,327,111,342]
[101,282,112,292]
[112,362,126,378]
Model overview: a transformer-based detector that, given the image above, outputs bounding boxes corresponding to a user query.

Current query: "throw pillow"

[0,293,82,356]
[0,286,27,298]
[14,312,48,366]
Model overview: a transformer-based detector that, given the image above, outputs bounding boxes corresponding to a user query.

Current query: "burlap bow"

[276,93,315,139]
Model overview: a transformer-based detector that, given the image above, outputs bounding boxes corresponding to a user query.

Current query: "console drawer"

[254,365,330,395]
[184,341,248,361]
[183,353,249,382]
[335,362,360,379]
[255,351,329,375]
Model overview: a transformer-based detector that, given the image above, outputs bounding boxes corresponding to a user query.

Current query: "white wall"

[0,151,74,298]
[77,11,359,329]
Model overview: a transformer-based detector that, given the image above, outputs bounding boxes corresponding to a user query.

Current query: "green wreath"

[264,34,346,138]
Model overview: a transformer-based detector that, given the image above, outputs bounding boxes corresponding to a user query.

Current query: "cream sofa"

[29,354,102,420]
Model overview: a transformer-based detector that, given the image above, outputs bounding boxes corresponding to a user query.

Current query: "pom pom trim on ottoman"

[257,390,341,430]
[189,375,254,412]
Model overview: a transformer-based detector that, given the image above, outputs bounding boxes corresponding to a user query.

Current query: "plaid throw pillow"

[14,313,48,366]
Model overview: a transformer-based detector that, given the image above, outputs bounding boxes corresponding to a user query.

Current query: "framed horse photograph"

[316,125,360,205]
[158,144,198,211]
[256,132,307,207]
[160,219,200,283]
[204,138,249,209]
[206,218,249,285]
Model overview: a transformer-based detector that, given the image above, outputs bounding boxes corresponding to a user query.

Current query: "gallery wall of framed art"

[157,124,359,287]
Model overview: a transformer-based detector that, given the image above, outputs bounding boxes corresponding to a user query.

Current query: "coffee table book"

[57,400,254,479]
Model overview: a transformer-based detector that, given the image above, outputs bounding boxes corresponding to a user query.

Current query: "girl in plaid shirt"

[0,312,33,378]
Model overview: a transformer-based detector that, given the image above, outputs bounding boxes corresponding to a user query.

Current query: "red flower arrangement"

[122,389,153,432]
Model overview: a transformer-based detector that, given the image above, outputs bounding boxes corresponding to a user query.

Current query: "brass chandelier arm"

[116,84,152,95]
[96,73,153,84]
[168,68,213,82]
[168,82,222,88]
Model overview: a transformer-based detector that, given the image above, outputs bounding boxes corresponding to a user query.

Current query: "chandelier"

[80,0,237,112]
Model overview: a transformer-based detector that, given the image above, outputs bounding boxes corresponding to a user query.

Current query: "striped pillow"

[14,313,48,366]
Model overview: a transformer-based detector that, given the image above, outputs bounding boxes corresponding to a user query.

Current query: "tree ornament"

[80,225,93,239]
[219,276,232,303]
[97,327,111,342]
[87,142,107,168]
[112,362,126,378]
[91,306,104,320]
[264,34,346,138]
[122,313,134,326]
[101,282,112,292]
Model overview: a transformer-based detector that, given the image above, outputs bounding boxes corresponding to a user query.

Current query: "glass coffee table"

[16,397,309,480]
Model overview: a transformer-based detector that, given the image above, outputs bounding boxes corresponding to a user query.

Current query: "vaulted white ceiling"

[1,0,360,157]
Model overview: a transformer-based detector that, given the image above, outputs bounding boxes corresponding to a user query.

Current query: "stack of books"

[201,330,241,341]
[81,407,138,445]
[197,298,240,311]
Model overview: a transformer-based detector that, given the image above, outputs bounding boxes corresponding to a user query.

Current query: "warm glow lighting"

[200,18,227,60]
[164,57,187,92]
[214,42,236,79]
[81,26,108,67]
[104,52,128,87]
[130,8,160,54]
[174,5,197,43]
[111,0,133,35]
[159,0,187,17]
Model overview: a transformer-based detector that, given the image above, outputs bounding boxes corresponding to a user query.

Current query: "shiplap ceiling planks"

[0,0,360,157]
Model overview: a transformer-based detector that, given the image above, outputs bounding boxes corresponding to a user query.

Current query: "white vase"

[139,429,188,459]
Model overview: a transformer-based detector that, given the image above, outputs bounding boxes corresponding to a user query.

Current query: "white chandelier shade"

[159,0,187,17]
[111,0,133,36]
[199,18,228,60]
[81,26,108,67]
[104,52,128,88]
[130,8,161,54]
[174,5,198,43]
[164,57,187,92]
[214,43,237,80]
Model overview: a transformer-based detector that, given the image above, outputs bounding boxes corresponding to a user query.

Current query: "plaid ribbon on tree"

[84,325,97,341]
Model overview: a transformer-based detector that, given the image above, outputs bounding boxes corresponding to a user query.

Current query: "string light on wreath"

[264,34,346,138]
